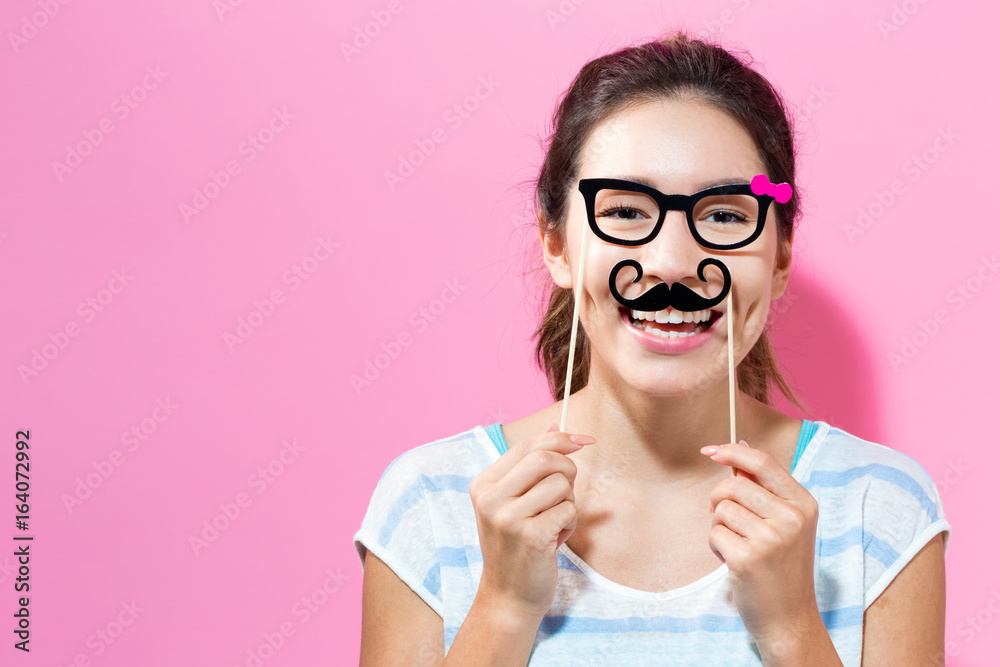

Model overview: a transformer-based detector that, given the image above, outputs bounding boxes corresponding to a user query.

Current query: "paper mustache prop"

[559,174,792,476]
[608,257,731,312]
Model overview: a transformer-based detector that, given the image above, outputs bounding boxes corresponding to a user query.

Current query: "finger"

[708,523,748,565]
[712,498,766,541]
[731,443,760,483]
[709,475,781,520]
[498,448,578,500]
[556,510,578,548]
[476,428,584,486]
[510,471,575,518]
[704,442,799,501]
[534,498,577,546]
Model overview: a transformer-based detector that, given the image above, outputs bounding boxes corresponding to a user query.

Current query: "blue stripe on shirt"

[443,604,862,645]
[436,526,895,572]
[821,525,899,566]
[378,463,924,567]
[802,463,939,520]
[379,465,933,555]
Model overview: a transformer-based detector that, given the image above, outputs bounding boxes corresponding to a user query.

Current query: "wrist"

[472,587,546,632]
[754,607,838,667]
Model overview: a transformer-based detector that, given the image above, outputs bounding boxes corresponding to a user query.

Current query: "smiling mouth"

[621,306,721,338]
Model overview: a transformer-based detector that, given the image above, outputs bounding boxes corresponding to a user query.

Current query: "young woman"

[355,33,949,666]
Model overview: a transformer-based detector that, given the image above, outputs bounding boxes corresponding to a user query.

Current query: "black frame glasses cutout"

[577,177,776,250]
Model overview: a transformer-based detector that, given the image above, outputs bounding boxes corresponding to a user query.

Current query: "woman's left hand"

[700,440,822,649]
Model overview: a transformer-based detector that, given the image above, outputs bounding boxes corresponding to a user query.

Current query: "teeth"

[629,319,708,338]
[631,308,713,324]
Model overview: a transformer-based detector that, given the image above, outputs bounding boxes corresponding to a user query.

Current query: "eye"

[705,209,750,225]
[598,205,648,221]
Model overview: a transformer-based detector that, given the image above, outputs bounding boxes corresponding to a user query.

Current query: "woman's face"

[542,96,793,396]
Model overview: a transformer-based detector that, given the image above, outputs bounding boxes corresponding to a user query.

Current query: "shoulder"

[360,424,498,528]
[802,422,951,607]
[800,421,950,552]
[800,422,941,502]
[373,424,498,491]
[353,425,496,616]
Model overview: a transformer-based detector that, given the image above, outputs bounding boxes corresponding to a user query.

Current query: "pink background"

[1,0,996,664]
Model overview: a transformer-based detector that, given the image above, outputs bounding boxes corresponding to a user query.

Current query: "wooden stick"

[560,227,591,433]
[728,290,738,477]
[560,229,737,479]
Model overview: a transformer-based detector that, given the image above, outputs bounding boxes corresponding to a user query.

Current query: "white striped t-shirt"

[353,419,950,665]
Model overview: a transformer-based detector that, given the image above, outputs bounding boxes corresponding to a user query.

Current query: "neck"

[563,359,768,489]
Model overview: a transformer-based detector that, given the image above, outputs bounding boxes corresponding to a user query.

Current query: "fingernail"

[700,445,721,455]
[547,423,559,432]
[569,434,596,445]
[739,440,749,447]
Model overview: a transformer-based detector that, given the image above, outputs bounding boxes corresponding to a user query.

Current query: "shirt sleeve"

[353,448,444,617]
[861,452,951,610]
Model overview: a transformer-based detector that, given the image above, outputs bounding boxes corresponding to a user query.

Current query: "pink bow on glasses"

[751,174,792,204]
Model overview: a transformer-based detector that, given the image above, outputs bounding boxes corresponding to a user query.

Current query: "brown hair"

[526,31,806,412]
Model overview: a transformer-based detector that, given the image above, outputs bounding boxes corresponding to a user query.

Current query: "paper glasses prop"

[559,174,792,476]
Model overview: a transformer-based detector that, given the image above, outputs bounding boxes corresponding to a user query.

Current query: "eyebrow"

[609,175,750,192]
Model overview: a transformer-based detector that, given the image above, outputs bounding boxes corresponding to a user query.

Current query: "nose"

[634,209,708,287]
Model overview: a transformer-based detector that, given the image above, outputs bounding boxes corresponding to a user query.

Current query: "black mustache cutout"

[608,257,732,312]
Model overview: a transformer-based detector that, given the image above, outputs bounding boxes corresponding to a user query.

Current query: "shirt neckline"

[472,420,830,600]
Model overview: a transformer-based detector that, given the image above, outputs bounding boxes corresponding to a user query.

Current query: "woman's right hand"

[468,423,596,621]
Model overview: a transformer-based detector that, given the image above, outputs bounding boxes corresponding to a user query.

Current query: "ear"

[770,229,793,300]
[539,214,573,289]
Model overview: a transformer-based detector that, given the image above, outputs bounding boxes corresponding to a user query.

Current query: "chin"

[612,366,714,398]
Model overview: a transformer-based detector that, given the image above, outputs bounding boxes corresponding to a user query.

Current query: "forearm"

[756,609,843,667]
[442,590,543,667]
